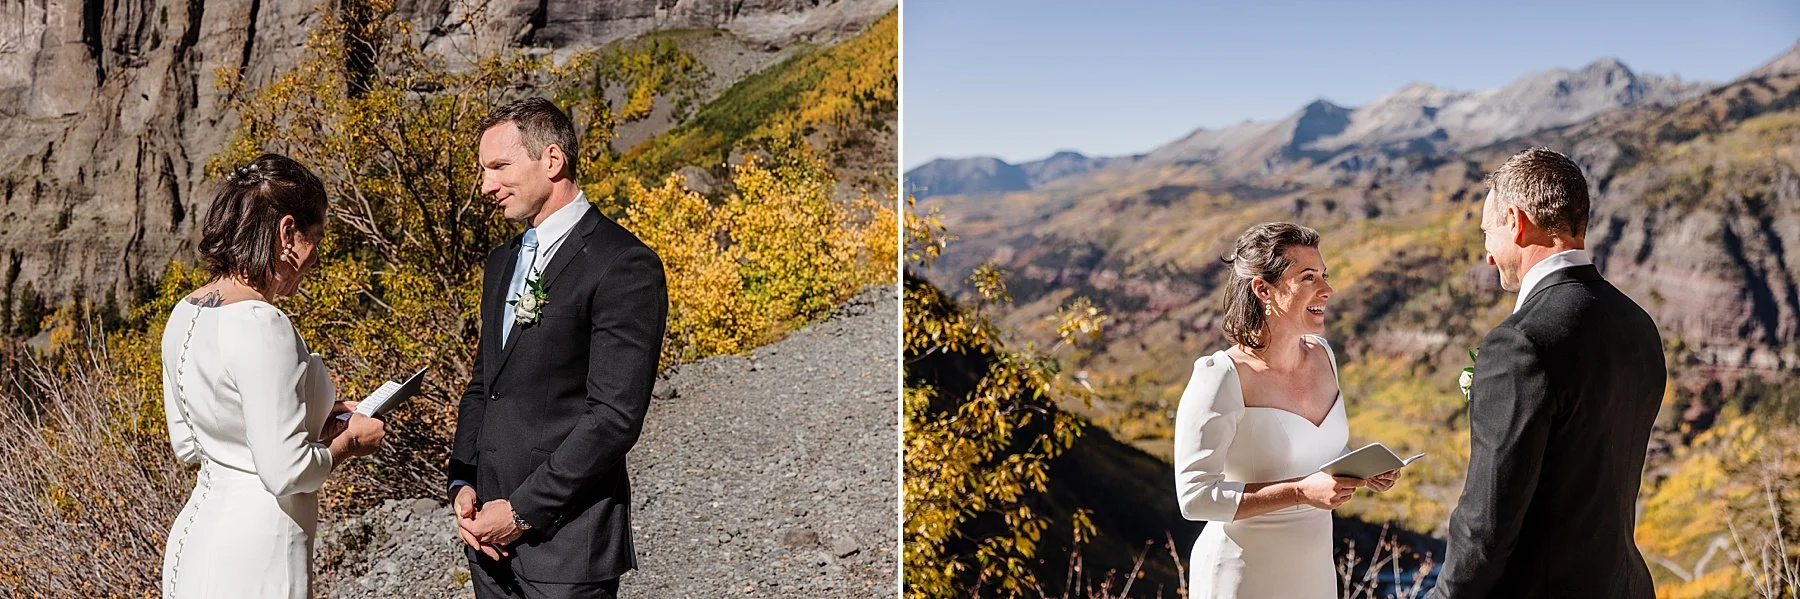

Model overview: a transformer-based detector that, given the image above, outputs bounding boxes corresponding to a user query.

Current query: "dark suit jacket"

[449,204,668,583]
[1430,264,1665,598]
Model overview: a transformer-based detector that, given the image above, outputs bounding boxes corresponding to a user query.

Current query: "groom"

[1430,147,1665,598]
[449,97,668,598]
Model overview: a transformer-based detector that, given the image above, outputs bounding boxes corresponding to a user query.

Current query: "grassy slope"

[624,10,896,186]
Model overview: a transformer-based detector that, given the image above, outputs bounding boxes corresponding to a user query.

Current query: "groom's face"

[479,122,554,223]
[1481,189,1523,292]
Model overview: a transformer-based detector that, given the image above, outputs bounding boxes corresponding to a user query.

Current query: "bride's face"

[270,218,324,299]
[1258,245,1333,335]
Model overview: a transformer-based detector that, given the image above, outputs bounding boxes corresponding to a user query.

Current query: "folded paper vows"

[338,367,428,421]
[1319,442,1425,479]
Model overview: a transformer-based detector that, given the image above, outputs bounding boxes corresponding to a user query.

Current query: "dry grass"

[1727,483,1800,598]
[1038,533,1184,599]
[1336,524,1436,599]
[1042,526,1436,599]
[1726,459,1800,598]
[0,340,191,597]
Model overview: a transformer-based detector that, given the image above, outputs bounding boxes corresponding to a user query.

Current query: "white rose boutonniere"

[1458,349,1478,400]
[511,270,548,326]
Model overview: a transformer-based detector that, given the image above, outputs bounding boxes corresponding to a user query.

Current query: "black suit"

[450,203,667,594]
[1430,264,1665,598]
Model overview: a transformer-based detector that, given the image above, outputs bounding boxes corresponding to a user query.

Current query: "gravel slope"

[319,285,899,598]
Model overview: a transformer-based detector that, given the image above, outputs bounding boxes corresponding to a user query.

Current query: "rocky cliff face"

[0,0,889,328]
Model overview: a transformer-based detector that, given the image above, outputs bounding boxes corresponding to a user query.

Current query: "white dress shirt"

[520,192,590,276]
[1514,249,1593,313]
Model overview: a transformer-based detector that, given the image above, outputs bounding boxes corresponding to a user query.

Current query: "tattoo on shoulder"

[187,290,225,308]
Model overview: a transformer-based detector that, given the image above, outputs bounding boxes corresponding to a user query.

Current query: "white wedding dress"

[1173,335,1349,598]
[159,300,337,598]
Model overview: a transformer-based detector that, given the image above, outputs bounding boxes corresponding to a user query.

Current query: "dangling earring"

[1265,305,1273,316]
[282,245,296,263]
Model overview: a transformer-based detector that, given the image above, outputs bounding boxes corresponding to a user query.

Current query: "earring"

[282,245,296,262]
[1265,305,1273,316]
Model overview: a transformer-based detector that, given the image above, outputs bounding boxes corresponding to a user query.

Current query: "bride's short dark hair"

[1221,222,1320,350]
[199,153,327,291]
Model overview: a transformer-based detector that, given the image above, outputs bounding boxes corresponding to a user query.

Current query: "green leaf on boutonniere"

[510,269,550,326]
[1458,348,1479,400]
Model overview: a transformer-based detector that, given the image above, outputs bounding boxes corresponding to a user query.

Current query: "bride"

[1173,222,1401,598]
[159,153,387,598]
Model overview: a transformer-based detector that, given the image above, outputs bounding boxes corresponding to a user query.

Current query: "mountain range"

[908,55,1723,197]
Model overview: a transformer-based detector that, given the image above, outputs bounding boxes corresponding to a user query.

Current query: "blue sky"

[902,0,1800,169]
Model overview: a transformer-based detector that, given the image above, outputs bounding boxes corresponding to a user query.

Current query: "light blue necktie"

[501,228,539,345]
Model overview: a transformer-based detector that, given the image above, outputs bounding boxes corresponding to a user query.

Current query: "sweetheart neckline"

[1243,391,1343,429]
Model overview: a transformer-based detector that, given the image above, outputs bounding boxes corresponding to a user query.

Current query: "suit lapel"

[541,205,600,289]
[484,235,523,389]
[489,205,602,384]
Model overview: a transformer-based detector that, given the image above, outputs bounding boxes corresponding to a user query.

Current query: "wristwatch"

[512,512,533,531]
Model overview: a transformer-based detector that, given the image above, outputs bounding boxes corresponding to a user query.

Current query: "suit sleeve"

[449,253,499,497]
[1173,355,1247,522]
[510,246,667,534]
[1432,325,1553,597]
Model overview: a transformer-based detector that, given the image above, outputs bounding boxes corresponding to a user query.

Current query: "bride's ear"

[278,215,296,244]
[276,215,300,257]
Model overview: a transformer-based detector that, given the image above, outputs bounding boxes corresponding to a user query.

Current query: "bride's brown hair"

[198,153,328,291]
[1220,222,1320,350]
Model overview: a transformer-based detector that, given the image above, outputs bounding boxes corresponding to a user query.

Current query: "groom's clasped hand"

[454,485,526,559]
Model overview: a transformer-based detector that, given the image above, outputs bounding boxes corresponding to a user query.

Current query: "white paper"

[356,381,404,416]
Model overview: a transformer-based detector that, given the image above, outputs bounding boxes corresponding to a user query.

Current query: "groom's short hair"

[478,97,580,180]
[1487,147,1589,238]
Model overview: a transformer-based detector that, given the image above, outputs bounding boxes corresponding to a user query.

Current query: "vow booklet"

[1319,442,1425,479]
[338,367,428,420]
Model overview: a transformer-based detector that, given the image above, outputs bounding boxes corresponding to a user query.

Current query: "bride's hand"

[329,414,386,460]
[1365,469,1400,493]
[1297,471,1362,510]
[320,402,359,443]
